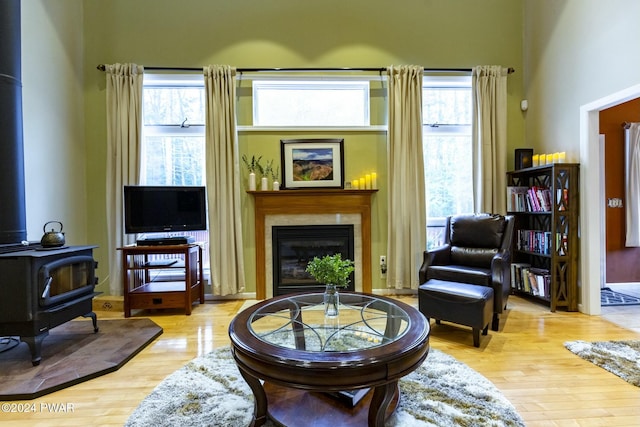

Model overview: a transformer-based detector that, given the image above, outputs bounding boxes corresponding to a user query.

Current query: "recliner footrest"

[418,279,494,347]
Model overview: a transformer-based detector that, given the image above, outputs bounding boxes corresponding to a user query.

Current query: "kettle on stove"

[40,221,66,247]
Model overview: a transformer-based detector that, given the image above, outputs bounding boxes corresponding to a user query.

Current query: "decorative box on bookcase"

[506,163,579,311]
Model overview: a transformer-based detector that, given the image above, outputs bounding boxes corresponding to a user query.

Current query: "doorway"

[580,83,640,315]
[599,100,640,311]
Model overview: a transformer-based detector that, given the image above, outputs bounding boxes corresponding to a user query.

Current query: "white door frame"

[580,83,640,315]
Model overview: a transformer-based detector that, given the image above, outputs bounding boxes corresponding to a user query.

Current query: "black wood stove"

[0,2,100,366]
[0,244,99,366]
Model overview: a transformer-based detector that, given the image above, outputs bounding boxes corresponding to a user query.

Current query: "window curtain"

[625,123,640,247]
[203,65,246,296]
[471,66,508,213]
[105,63,144,296]
[386,65,426,290]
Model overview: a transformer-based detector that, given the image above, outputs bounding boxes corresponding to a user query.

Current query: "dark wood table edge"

[228,292,430,427]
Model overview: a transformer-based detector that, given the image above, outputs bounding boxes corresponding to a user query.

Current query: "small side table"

[118,244,204,317]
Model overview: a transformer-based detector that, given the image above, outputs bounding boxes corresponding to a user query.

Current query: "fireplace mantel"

[249,189,377,299]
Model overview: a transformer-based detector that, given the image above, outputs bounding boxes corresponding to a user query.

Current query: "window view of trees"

[141,76,210,279]
[422,78,473,248]
[142,136,205,186]
[143,87,205,126]
[142,84,206,186]
[423,134,473,217]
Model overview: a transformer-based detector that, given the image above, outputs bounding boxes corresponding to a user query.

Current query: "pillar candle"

[552,152,560,163]
[359,177,365,189]
[365,174,372,189]
[546,154,553,164]
[532,154,539,167]
[559,152,566,163]
[352,179,359,189]
[371,172,377,189]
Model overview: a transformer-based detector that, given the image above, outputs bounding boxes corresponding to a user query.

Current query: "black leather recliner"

[418,213,514,331]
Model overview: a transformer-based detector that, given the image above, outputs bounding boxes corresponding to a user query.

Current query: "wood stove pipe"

[0,0,27,244]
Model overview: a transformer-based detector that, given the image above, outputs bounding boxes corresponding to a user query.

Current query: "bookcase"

[506,163,579,311]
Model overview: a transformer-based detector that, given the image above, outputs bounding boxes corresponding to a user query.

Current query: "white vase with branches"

[242,155,262,191]
[265,160,280,191]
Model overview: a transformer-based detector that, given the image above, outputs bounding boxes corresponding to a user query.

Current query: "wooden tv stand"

[119,244,204,317]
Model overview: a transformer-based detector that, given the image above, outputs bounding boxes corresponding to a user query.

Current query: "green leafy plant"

[271,165,280,182]
[255,158,266,178]
[264,159,280,181]
[305,253,355,288]
[241,154,262,174]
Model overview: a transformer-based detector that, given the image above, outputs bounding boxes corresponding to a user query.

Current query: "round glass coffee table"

[228,292,430,427]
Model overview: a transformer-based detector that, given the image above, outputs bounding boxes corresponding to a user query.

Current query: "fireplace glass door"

[273,225,354,295]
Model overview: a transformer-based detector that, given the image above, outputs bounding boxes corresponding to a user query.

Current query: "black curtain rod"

[96,64,515,74]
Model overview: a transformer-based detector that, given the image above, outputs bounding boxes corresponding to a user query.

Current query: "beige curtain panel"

[472,65,508,214]
[203,65,247,296]
[105,63,144,296]
[386,65,427,290]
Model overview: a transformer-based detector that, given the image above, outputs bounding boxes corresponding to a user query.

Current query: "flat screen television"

[123,186,207,234]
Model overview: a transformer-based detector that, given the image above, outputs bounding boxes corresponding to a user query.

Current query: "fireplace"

[250,189,376,299]
[0,245,99,366]
[272,225,355,295]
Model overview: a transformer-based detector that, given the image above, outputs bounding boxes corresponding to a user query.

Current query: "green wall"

[523,0,640,155]
[20,0,87,247]
[81,0,525,295]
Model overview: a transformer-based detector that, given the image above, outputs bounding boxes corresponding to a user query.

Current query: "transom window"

[252,79,370,127]
[423,76,473,248]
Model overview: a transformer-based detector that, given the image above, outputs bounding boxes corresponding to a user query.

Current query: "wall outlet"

[380,255,387,279]
[379,255,386,266]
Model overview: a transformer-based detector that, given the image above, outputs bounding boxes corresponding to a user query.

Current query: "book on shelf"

[517,229,552,255]
[507,186,529,212]
[327,388,371,407]
[507,186,552,212]
[510,262,531,291]
[527,268,551,298]
[528,186,551,212]
[511,263,550,298]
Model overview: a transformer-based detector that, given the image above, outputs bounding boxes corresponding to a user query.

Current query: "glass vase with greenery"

[306,254,355,317]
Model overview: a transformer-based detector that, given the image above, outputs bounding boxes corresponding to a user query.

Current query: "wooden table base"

[264,382,399,427]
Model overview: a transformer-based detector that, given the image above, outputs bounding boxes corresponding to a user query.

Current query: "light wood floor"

[1,295,639,427]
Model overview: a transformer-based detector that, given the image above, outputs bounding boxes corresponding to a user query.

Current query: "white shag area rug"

[564,339,640,387]
[125,346,524,427]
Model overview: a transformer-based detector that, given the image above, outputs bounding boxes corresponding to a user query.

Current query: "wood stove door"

[38,255,97,308]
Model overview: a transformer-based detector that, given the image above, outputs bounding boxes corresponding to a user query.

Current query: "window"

[141,73,210,276]
[423,76,473,248]
[252,79,370,127]
[142,74,206,185]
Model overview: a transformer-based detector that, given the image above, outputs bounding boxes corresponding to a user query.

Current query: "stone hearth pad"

[0,318,162,400]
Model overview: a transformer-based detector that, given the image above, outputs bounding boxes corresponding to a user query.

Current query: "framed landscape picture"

[280,138,344,189]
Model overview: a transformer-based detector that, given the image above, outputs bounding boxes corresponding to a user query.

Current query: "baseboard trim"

[95,290,416,307]
[206,292,257,301]
[92,295,124,312]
